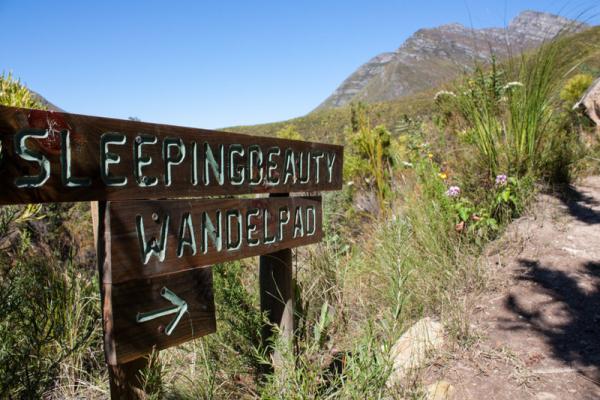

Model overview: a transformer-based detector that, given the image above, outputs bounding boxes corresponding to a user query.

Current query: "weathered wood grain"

[0,105,343,204]
[107,196,322,284]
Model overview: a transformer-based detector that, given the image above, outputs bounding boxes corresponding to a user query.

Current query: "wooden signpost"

[0,105,342,399]
[0,105,342,204]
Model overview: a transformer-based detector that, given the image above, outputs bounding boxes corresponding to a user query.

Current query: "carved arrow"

[136,287,188,336]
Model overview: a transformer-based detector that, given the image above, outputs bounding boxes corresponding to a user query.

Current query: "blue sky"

[1,1,597,129]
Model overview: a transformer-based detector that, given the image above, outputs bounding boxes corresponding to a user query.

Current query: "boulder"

[574,77,600,126]
[386,317,444,387]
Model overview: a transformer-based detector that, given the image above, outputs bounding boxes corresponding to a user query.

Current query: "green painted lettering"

[298,151,310,184]
[326,152,336,183]
[100,132,127,187]
[14,128,51,188]
[134,134,158,187]
[60,130,91,187]
[248,145,263,185]
[204,143,225,186]
[312,151,324,184]
[177,212,196,257]
[136,213,170,264]
[163,137,186,186]
[306,206,316,236]
[263,208,276,244]
[278,207,290,241]
[266,147,281,185]
[226,209,242,251]
[201,211,222,253]
[191,141,198,185]
[283,148,296,185]
[246,208,260,246]
[293,206,304,238]
[229,144,245,185]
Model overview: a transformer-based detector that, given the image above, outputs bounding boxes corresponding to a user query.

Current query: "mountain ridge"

[316,10,587,110]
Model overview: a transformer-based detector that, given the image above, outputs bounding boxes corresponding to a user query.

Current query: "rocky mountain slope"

[316,11,586,110]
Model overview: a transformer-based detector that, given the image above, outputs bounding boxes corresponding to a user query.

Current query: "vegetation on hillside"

[1,25,600,399]
[228,92,435,144]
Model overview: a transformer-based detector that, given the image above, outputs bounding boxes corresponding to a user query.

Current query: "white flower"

[502,81,524,91]
[434,90,457,101]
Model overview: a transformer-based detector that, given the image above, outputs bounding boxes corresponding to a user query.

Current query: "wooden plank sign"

[97,196,322,364]
[106,197,323,283]
[0,105,343,204]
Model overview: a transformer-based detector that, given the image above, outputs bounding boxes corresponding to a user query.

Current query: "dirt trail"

[431,176,600,400]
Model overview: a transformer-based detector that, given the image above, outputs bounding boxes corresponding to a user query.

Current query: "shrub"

[0,207,101,398]
[276,124,303,141]
[0,72,45,109]
[344,103,399,212]
[560,73,594,107]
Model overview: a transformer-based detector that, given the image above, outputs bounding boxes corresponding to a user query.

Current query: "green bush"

[560,73,594,107]
[0,207,101,398]
[276,124,303,141]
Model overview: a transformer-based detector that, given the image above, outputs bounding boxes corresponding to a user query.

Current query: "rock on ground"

[387,317,444,387]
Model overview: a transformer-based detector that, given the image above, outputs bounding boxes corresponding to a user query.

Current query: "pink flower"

[495,174,508,186]
[446,186,461,198]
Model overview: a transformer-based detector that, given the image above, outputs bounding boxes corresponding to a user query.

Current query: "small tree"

[345,103,395,213]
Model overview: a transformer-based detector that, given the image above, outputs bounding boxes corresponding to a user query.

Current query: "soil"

[429,176,600,400]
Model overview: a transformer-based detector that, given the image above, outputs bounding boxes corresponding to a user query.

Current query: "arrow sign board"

[101,267,216,365]
[0,105,343,205]
[97,196,323,364]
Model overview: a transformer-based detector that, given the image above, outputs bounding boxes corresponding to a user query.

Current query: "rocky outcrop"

[316,11,586,110]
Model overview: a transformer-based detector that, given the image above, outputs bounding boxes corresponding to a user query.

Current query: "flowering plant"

[495,174,507,186]
[445,186,461,198]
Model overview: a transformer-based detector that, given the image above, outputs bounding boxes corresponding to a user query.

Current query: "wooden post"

[107,358,149,399]
[94,201,149,399]
[259,193,294,367]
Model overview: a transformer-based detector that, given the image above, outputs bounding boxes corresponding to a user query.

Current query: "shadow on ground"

[555,185,600,225]
[502,258,600,382]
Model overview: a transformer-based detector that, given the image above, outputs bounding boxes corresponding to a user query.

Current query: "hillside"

[316,11,586,110]
[229,89,435,143]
